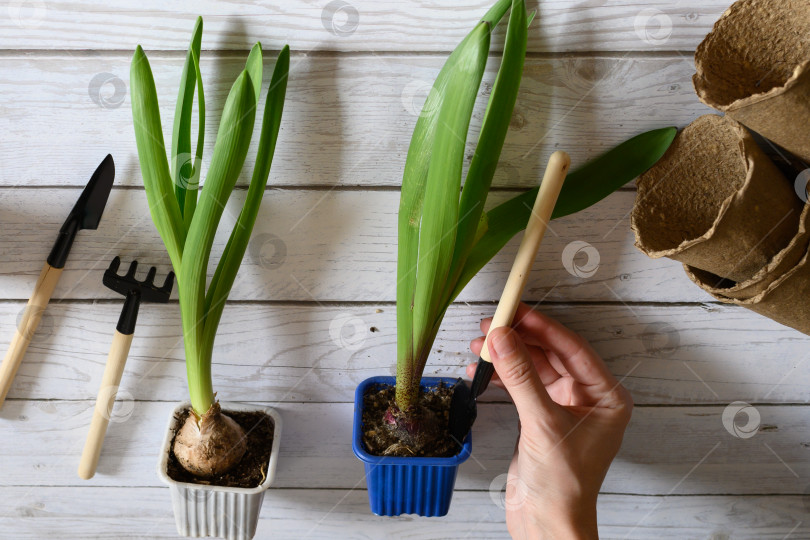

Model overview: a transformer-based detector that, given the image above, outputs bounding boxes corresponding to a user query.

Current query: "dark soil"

[166,408,274,489]
[361,382,460,458]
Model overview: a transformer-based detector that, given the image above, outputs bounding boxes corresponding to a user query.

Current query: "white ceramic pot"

[157,402,282,540]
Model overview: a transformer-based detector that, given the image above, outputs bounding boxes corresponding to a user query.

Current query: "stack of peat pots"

[632,0,810,334]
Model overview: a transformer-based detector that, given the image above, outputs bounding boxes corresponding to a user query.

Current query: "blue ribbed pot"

[352,376,472,517]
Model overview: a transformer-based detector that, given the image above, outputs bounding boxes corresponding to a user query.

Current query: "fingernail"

[491,331,516,357]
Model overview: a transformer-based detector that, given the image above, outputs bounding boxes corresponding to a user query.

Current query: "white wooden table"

[1,1,808,538]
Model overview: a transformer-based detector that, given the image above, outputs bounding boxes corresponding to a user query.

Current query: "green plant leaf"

[131,45,186,271]
[396,17,493,396]
[480,0,512,25]
[245,42,263,105]
[179,70,258,415]
[442,0,527,318]
[172,16,203,222]
[410,21,490,377]
[183,47,206,231]
[447,127,678,302]
[133,16,289,419]
[201,45,290,361]
[396,0,515,410]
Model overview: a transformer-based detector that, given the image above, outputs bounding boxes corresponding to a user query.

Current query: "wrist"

[529,496,599,540]
[537,515,598,540]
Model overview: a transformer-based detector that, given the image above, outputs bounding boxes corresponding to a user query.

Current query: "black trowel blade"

[448,378,476,444]
[46,155,116,269]
[75,154,115,230]
[448,358,495,443]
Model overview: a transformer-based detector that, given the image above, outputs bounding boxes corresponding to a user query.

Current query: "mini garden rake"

[78,256,174,479]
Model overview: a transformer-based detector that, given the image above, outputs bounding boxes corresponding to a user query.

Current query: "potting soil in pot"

[166,407,274,489]
[361,382,460,458]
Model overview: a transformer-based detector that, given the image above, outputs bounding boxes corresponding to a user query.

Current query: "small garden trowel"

[448,151,570,443]
[0,155,115,409]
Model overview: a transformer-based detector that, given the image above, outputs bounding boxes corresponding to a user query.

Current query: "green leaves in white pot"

[131,16,289,476]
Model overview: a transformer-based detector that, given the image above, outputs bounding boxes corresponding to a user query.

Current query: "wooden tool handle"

[480,151,570,362]
[78,330,133,480]
[0,263,63,408]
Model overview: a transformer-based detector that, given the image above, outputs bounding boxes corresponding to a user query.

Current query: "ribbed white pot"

[158,402,282,540]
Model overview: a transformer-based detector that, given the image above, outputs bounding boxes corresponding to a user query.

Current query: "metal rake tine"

[161,271,176,294]
[125,260,138,278]
[144,266,157,286]
[108,256,121,274]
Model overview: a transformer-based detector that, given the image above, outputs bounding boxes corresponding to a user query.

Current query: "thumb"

[488,327,556,420]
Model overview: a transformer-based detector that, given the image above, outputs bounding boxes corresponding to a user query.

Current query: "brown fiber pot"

[632,114,802,283]
[687,238,810,336]
[693,0,810,162]
[685,201,810,300]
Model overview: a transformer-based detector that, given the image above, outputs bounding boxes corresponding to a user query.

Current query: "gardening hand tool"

[449,150,570,443]
[0,155,115,409]
[78,256,174,480]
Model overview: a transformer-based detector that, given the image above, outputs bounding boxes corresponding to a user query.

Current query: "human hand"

[468,303,633,540]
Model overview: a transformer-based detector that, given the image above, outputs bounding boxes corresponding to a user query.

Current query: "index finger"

[508,303,618,387]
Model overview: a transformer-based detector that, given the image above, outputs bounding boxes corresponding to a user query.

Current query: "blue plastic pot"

[352,375,472,517]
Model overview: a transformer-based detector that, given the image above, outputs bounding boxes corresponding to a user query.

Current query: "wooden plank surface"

[1,400,809,496]
[2,1,807,537]
[0,303,805,405]
[1,488,807,539]
[0,1,729,53]
[0,54,711,189]
[0,188,714,303]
